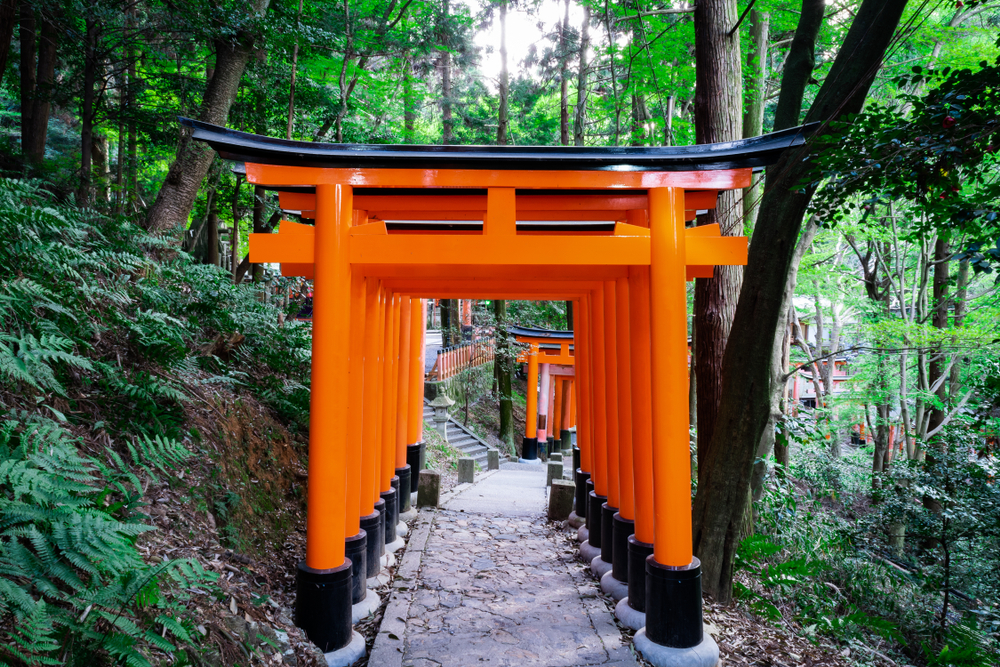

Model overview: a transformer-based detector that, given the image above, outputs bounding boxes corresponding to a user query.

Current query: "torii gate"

[186,118,811,667]
[511,325,576,460]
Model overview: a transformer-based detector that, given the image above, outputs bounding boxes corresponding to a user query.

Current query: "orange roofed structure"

[186,118,814,667]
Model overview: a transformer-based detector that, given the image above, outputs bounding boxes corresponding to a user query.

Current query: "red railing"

[427,338,496,380]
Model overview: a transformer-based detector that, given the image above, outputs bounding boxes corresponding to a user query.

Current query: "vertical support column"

[605,276,635,595]
[595,280,620,577]
[380,293,399,551]
[406,298,427,494]
[344,273,368,605]
[587,286,608,557]
[296,184,354,654]
[552,376,563,449]
[521,343,540,461]
[395,298,413,513]
[537,362,551,455]
[635,186,715,662]
[547,370,557,451]
[360,278,383,580]
[572,297,592,527]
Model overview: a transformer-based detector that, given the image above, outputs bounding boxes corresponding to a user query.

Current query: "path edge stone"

[367,511,435,667]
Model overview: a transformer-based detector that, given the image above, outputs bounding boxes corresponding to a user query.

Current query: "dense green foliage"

[0,180,311,664]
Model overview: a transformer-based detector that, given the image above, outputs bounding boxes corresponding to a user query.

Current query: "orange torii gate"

[511,326,576,460]
[185,118,811,667]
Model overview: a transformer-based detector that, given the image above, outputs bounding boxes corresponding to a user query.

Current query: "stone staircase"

[423,403,499,470]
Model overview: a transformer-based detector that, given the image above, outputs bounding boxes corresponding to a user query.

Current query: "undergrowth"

[0,179,312,665]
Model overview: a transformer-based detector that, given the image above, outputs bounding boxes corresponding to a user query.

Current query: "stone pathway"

[371,464,637,667]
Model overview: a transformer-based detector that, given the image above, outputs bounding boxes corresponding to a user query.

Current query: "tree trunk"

[0,0,17,84]
[403,57,416,142]
[286,0,303,140]
[693,0,743,475]
[18,1,35,162]
[206,190,220,267]
[440,0,453,145]
[927,238,949,440]
[772,0,824,131]
[496,0,509,145]
[495,300,514,450]
[145,0,271,234]
[742,10,769,233]
[78,17,98,206]
[573,4,590,146]
[251,186,266,282]
[126,6,137,208]
[949,259,969,400]
[691,0,909,603]
[559,0,570,146]
[93,134,110,203]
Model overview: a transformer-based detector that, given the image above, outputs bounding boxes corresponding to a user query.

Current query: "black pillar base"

[390,475,401,523]
[396,466,412,513]
[344,531,367,604]
[360,512,381,578]
[600,503,617,564]
[545,437,556,459]
[588,492,606,549]
[406,443,425,493]
[628,535,654,612]
[373,499,387,557]
[611,513,634,583]
[380,488,398,545]
[584,478,595,527]
[562,430,573,451]
[572,445,581,473]
[574,469,591,519]
[295,560,353,653]
[645,556,704,649]
[521,436,538,460]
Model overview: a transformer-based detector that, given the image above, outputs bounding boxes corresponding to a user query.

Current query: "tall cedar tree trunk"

[78,17,99,205]
[403,57,416,142]
[742,10,769,232]
[496,0,509,145]
[495,300,514,449]
[126,6,137,207]
[573,4,590,146]
[559,0,570,145]
[565,300,573,330]
[693,0,743,473]
[286,0,303,139]
[145,0,271,233]
[0,0,17,86]
[927,238,949,440]
[691,0,909,603]
[440,0,453,144]
[19,2,59,165]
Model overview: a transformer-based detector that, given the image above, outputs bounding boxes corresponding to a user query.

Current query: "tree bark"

[772,0,824,131]
[286,0,303,140]
[742,10,769,233]
[573,4,590,146]
[78,17,99,206]
[495,300,514,450]
[691,0,909,603]
[927,237,949,439]
[496,0,509,145]
[440,0,453,145]
[559,0,570,146]
[0,0,16,81]
[693,0,743,474]
[145,0,271,234]
[18,0,35,162]
[20,3,58,165]
[403,57,416,142]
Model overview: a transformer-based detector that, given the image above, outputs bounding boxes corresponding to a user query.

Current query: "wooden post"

[345,273,366,538]
[361,278,381,517]
[407,298,426,445]
[603,280,620,510]
[615,276,634,522]
[648,187,692,567]
[629,266,655,545]
[306,183,352,569]
[591,286,608,498]
[396,298,412,470]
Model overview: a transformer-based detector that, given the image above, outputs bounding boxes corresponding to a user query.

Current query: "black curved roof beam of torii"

[508,326,575,340]
[180,118,819,173]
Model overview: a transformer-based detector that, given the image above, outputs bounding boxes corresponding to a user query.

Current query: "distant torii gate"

[512,325,576,460]
[186,118,812,667]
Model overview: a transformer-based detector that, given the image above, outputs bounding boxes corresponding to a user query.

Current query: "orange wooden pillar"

[585,285,608,558]
[343,272,368,599]
[379,292,401,550]
[605,275,635,592]
[594,280,620,574]
[572,296,592,524]
[638,186,706,653]
[552,376,563,445]
[394,297,413,513]
[522,343,540,460]
[405,298,426,494]
[297,183,354,652]
[358,277,384,581]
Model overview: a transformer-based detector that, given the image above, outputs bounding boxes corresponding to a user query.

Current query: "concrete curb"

[367,511,435,667]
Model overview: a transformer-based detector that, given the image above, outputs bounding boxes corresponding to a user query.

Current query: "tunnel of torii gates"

[185,117,811,667]
[511,326,577,461]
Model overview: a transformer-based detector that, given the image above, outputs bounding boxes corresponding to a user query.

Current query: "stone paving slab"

[390,467,638,667]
